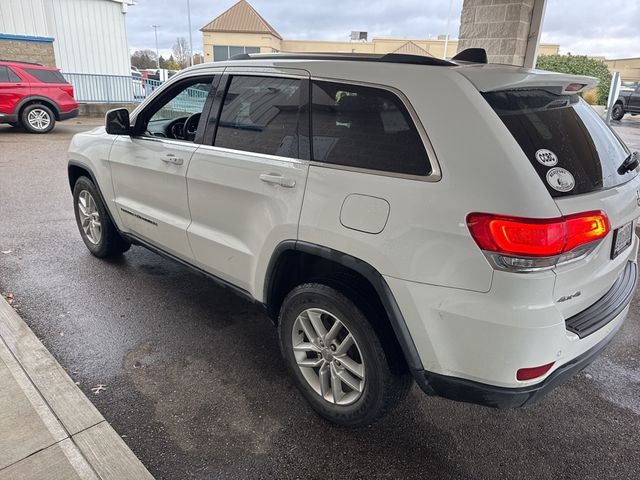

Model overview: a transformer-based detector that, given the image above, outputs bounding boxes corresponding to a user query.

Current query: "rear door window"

[483,89,634,197]
[311,80,431,176]
[0,66,21,83]
[24,68,68,84]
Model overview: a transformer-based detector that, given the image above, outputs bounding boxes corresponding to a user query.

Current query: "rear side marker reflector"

[517,362,555,381]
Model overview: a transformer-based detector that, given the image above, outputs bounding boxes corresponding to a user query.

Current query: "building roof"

[392,41,433,57]
[200,0,282,39]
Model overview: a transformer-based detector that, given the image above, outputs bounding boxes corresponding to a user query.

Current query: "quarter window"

[311,81,431,176]
[24,68,67,84]
[214,76,305,159]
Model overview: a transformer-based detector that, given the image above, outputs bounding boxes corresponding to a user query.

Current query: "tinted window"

[0,66,21,83]
[311,81,430,176]
[215,76,304,159]
[24,68,67,84]
[483,89,634,197]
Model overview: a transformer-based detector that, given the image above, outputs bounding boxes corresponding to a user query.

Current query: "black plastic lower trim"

[415,310,627,408]
[0,113,18,123]
[565,261,637,338]
[59,108,79,121]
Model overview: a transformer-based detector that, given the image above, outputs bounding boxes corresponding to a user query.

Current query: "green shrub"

[535,54,612,105]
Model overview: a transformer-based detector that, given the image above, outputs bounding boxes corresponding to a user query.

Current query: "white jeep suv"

[67,51,639,426]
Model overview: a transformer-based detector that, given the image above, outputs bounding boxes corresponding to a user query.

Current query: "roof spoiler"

[452,48,488,64]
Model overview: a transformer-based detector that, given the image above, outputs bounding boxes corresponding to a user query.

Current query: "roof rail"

[0,59,43,66]
[229,52,455,67]
[451,48,488,64]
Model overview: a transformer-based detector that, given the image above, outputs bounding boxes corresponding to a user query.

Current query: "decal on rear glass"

[546,167,575,193]
[535,149,558,167]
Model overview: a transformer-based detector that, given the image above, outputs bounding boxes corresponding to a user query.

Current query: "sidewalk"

[0,296,153,479]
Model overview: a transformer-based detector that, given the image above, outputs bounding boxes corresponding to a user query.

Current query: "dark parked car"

[0,60,78,133]
[612,83,640,120]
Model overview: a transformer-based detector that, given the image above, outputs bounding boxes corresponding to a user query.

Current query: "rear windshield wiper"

[618,151,639,175]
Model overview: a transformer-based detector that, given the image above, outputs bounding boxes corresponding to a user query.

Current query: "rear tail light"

[63,84,74,97]
[517,362,555,381]
[467,211,610,272]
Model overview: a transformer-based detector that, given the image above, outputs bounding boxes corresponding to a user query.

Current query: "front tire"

[278,283,411,426]
[73,176,130,258]
[611,103,625,121]
[21,104,55,133]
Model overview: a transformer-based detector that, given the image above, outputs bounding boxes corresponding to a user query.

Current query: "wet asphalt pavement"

[1,117,639,479]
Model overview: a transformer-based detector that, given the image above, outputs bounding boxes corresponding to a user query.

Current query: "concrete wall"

[458,0,537,65]
[0,36,56,66]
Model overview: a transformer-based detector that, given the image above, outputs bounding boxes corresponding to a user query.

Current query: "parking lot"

[1,117,639,479]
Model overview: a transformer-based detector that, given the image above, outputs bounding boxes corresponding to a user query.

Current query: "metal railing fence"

[62,72,165,104]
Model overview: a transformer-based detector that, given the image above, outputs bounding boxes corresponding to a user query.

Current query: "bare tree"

[172,37,191,69]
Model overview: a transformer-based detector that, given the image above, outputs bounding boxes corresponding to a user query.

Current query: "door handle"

[161,153,184,166]
[259,173,296,188]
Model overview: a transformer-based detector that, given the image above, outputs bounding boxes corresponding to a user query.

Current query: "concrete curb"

[0,296,153,479]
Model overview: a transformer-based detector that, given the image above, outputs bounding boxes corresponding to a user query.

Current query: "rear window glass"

[24,68,68,84]
[483,89,634,197]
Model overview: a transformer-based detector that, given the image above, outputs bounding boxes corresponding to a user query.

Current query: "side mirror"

[105,108,131,135]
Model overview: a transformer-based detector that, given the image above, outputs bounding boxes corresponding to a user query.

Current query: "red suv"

[0,60,78,134]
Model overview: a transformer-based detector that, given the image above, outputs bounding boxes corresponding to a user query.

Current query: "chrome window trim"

[223,66,311,79]
[310,76,442,182]
[195,143,308,165]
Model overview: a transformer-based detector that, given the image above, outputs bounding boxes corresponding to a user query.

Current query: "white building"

[0,0,134,75]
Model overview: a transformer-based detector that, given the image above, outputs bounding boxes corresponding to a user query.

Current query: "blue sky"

[126,0,640,59]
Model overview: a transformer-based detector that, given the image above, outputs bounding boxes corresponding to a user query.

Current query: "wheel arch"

[264,240,424,373]
[17,96,62,120]
[68,161,120,232]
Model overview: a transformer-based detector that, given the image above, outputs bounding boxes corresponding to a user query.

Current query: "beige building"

[605,57,640,83]
[201,0,560,63]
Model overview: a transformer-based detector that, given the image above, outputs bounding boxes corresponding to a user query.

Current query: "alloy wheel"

[292,308,365,405]
[27,108,51,131]
[77,190,102,244]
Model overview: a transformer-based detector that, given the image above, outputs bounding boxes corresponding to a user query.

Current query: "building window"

[213,45,261,61]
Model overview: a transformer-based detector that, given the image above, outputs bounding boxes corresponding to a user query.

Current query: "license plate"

[611,221,633,259]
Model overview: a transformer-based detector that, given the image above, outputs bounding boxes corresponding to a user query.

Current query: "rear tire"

[72,176,130,258]
[21,103,55,134]
[611,103,625,121]
[278,283,412,426]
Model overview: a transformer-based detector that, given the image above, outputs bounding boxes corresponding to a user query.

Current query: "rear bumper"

[412,260,636,408]
[59,108,79,121]
[415,310,626,408]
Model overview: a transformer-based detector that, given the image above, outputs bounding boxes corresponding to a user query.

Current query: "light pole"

[443,0,453,60]
[187,0,194,66]
[152,24,160,69]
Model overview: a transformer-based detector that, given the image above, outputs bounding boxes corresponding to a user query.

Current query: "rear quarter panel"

[298,64,562,292]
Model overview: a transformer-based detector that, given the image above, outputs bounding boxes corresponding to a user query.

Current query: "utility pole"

[152,24,160,69]
[443,0,453,60]
[187,0,194,66]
